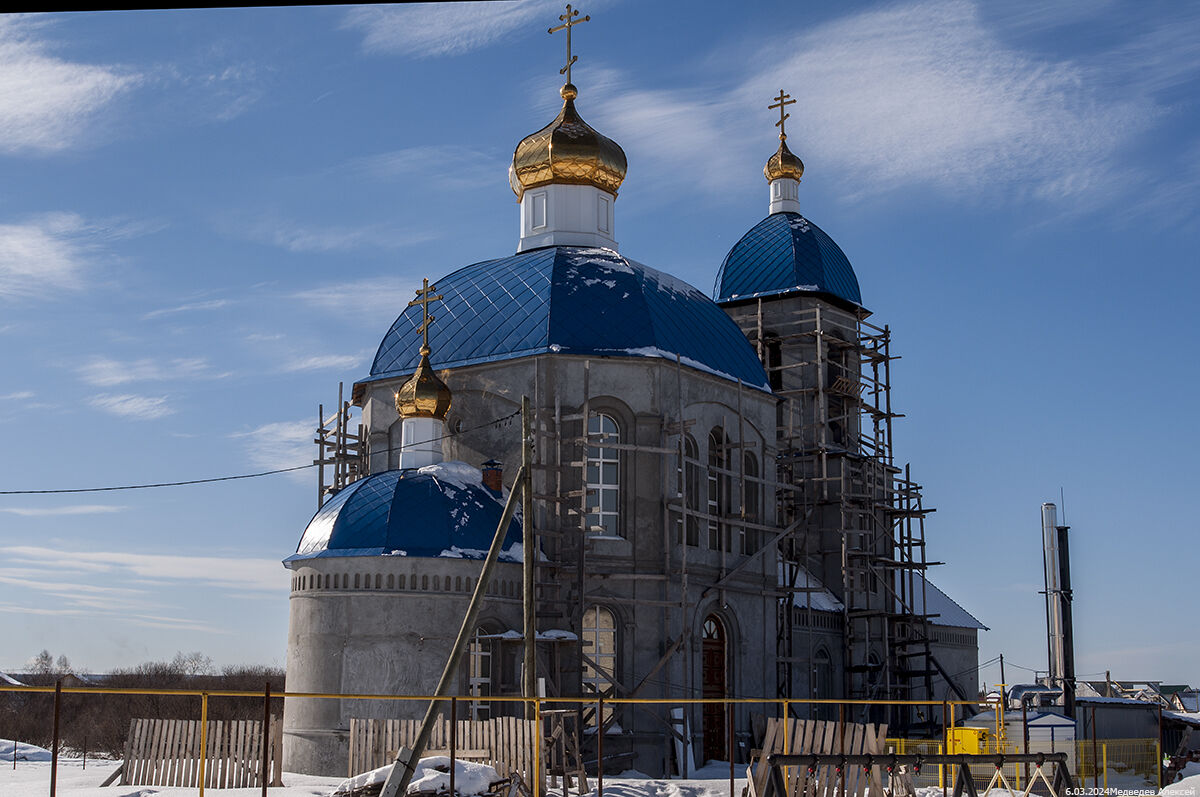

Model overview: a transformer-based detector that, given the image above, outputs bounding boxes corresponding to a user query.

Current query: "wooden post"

[728,702,735,797]
[261,683,271,796]
[522,396,536,719]
[199,692,209,797]
[597,698,604,797]
[380,469,526,797]
[450,697,457,797]
[1091,704,1099,789]
[50,679,61,797]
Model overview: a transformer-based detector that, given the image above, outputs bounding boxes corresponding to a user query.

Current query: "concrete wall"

[282,556,523,775]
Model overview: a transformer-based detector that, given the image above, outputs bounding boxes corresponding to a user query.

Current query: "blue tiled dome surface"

[285,462,521,563]
[714,213,861,306]
[366,247,769,391]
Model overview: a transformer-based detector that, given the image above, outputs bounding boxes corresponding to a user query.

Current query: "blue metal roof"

[366,246,769,391]
[285,462,522,564]
[714,212,861,307]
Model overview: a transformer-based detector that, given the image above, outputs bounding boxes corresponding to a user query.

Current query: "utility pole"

[1000,654,1006,696]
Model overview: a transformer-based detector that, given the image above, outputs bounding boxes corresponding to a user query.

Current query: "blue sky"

[0,0,1196,689]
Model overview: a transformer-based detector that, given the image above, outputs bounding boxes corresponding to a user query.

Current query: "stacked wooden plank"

[747,718,889,797]
[120,717,283,788]
[349,717,537,782]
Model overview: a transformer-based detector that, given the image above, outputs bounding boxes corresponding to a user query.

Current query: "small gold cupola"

[511,5,628,253]
[395,279,451,422]
[764,89,804,215]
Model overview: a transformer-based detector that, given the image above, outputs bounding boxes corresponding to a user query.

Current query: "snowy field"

[2,741,1195,797]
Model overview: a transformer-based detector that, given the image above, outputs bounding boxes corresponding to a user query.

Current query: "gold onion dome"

[509,83,628,200]
[395,350,452,420]
[764,139,804,183]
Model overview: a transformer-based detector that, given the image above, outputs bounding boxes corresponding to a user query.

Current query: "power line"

[0,409,520,496]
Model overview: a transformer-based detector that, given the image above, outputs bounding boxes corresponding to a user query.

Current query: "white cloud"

[596,0,1166,206]
[232,419,314,475]
[343,0,568,57]
[141,299,230,320]
[89,393,173,420]
[280,353,365,373]
[0,391,33,400]
[245,218,440,253]
[292,276,422,328]
[1,546,287,593]
[753,0,1150,200]
[78,356,223,386]
[0,212,90,299]
[348,145,504,188]
[0,505,126,517]
[0,17,137,153]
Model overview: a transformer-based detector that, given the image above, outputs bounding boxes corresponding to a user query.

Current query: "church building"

[281,8,983,778]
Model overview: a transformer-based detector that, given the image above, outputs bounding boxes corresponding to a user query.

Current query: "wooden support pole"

[261,682,271,796]
[380,468,526,797]
[199,692,209,797]
[50,679,61,797]
[523,396,536,720]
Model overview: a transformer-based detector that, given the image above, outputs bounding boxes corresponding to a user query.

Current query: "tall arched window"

[586,413,620,536]
[708,428,730,551]
[741,452,759,555]
[764,334,783,391]
[582,605,617,726]
[468,626,492,720]
[675,435,701,545]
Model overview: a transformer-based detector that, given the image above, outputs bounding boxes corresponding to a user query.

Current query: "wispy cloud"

[89,393,173,420]
[0,212,91,299]
[348,145,504,188]
[280,353,365,373]
[292,277,421,327]
[0,17,138,153]
[343,0,569,57]
[0,505,126,517]
[1,546,287,593]
[243,217,440,253]
[141,299,230,320]
[231,419,313,476]
[0,391,33,401]
[591,0,1184,209]
[78,356,225,386]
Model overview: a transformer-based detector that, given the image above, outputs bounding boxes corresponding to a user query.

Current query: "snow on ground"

[334,757,500,796]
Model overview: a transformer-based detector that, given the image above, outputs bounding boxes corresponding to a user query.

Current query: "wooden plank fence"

[121,717,283,788]
[747,719,889,797]
[349,717,537,782]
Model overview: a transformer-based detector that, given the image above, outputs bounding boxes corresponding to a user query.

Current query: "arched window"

[586,413,620,536]
[764,334,783,391]
[680,436,701,546]
[708,428,731,551]
[741,452,759,555]
[468,626,493,720]
[582,605,617,727]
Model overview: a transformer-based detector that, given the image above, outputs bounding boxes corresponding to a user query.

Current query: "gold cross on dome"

[407,278,443,355]
[768,89,796,140]
[548,3,590,86]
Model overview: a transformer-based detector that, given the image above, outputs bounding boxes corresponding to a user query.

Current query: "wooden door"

[701,615,727,763]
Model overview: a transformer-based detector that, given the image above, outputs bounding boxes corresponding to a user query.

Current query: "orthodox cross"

[768,89,796,140]
[549,4,590,85]
[408,278,443,355]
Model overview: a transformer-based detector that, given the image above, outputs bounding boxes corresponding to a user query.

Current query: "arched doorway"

[701,614,727,763]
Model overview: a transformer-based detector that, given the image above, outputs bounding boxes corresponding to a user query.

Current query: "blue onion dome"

[285,462,522,563]
[714,213,861,308]
[364,246,770,392]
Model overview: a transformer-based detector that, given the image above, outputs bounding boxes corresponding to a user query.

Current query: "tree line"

[1,651,285,758]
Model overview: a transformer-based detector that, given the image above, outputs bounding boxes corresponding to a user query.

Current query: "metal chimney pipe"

[1041,504,1064,694]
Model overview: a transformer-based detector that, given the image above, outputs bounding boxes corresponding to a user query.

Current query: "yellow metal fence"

[0,685,1164,796]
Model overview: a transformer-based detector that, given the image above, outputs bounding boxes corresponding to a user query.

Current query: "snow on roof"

[1,671,25,686]
[909,574,987,630]
[1165,711,1200,727]
[779,562,843,612]
[1077,696,1158,706]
